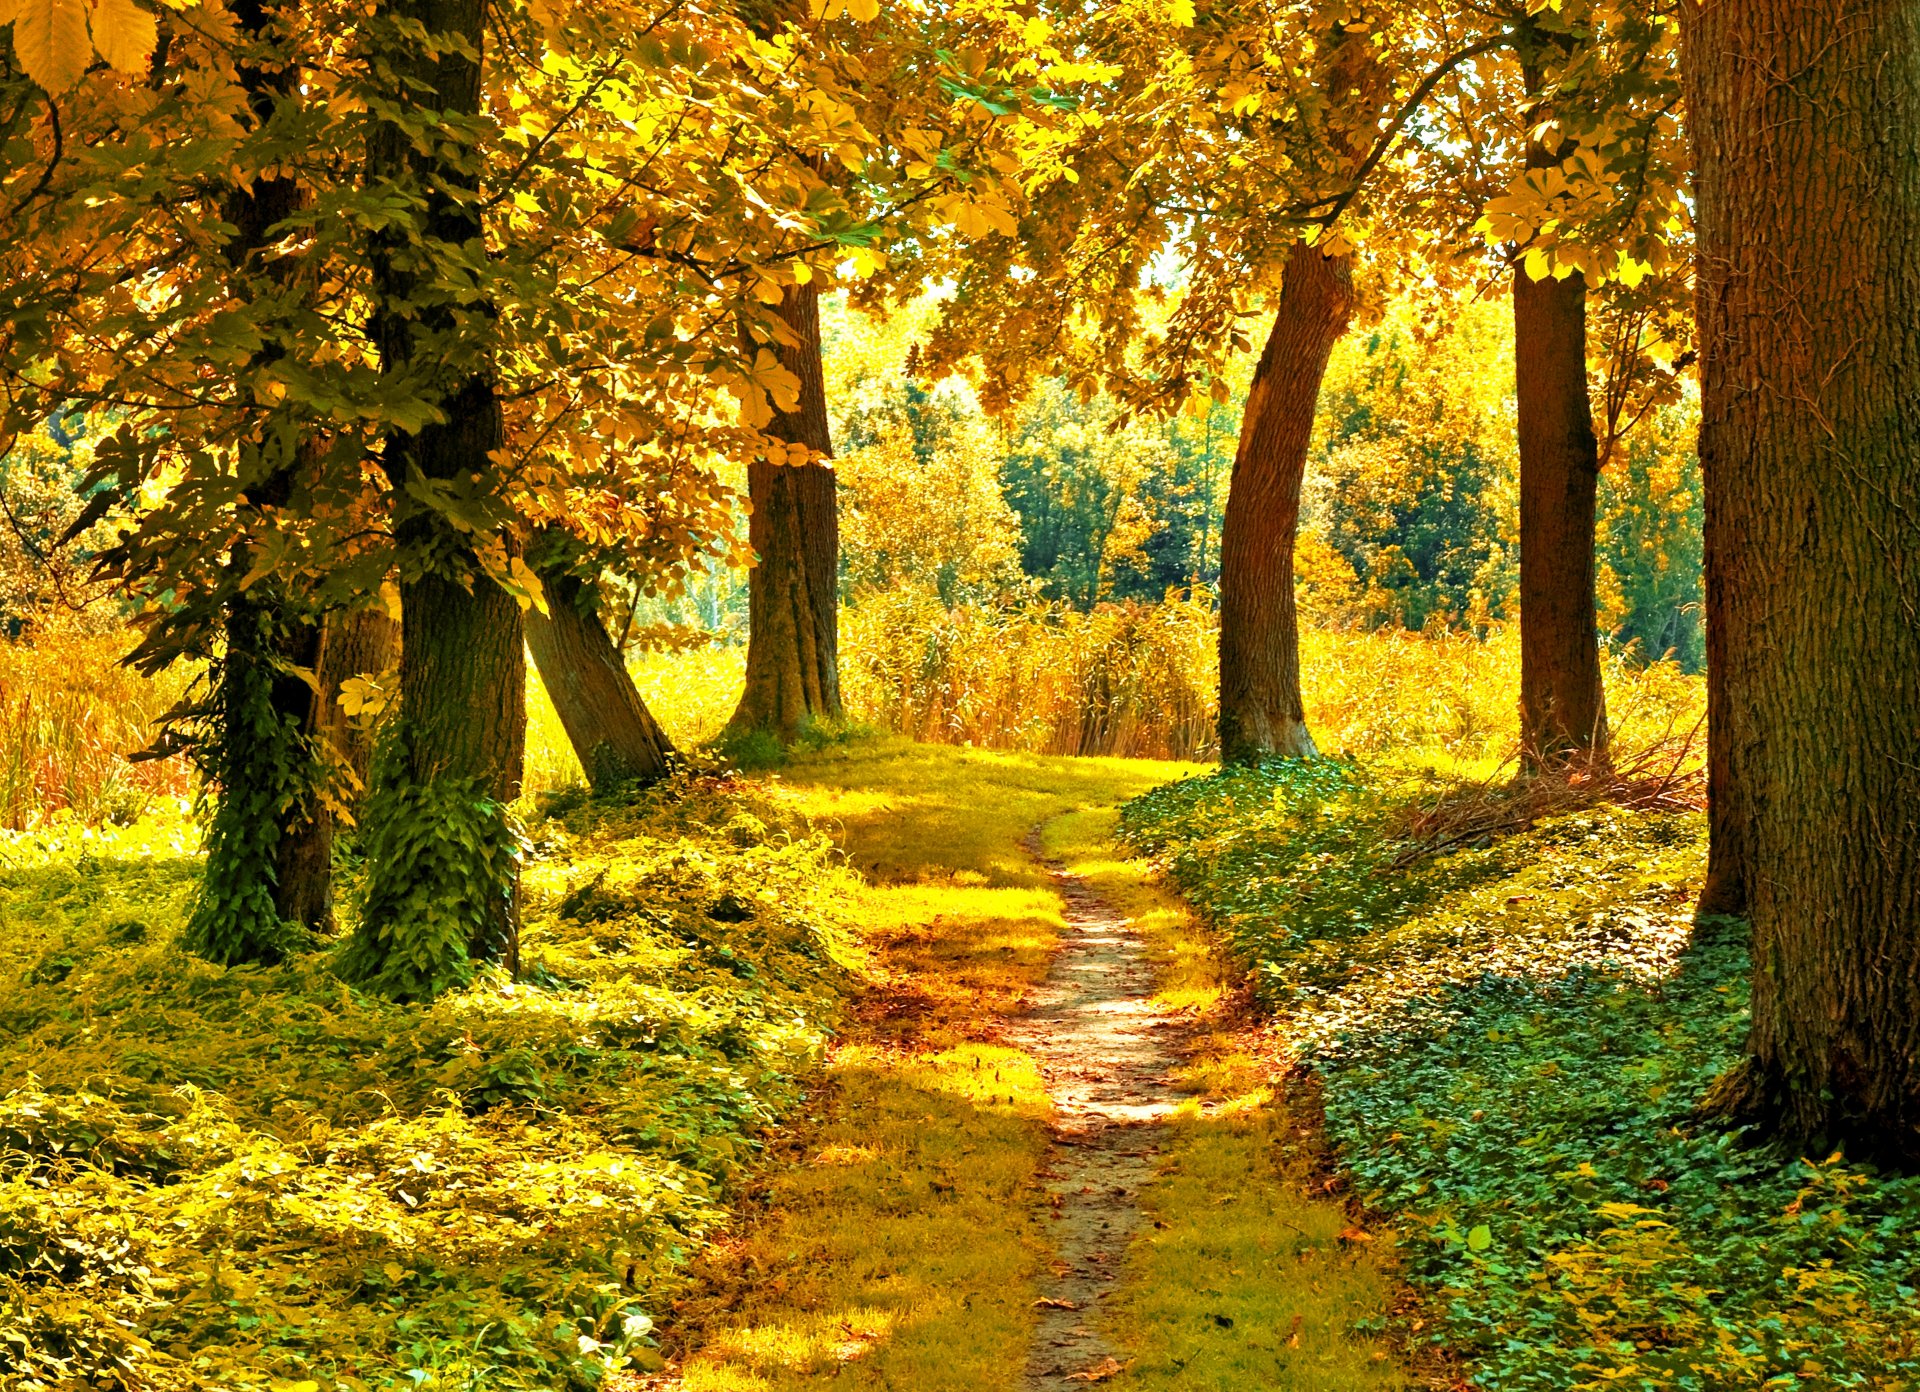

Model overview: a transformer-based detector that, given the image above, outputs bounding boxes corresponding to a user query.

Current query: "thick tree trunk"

[1216,241,1354,765]
[729,281,841,739]
[526,560,675,789]
[1684,0,1920,1159]
[351,0,524,992]
[1512,265,1609,767]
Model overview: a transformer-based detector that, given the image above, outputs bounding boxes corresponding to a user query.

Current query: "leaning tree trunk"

[1216,240,1355,765]
[526,557,675,789]
[1512,263,1609,768]
[1685,0,1920,1159]
[349,0,525,997]
[728,280,841,740]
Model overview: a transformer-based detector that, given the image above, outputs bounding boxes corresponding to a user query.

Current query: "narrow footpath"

[1007,834,1185,1387]
[660,742,1411,1392]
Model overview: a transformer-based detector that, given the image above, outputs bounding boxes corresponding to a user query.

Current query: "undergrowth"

[1120,761,1920,1391]
[0,772,858,1391]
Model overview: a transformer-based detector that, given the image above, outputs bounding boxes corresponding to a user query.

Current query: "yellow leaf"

[1522,245,1552,282]
[507,554,550,615]
[845,0,878,19]
[1167,0,1194,25]
[88,0,155,74]
[10,0,92,91]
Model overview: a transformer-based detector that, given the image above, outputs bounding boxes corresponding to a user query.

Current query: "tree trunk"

[314,604,399,800]
[1216,240,1354,765]
[526,559,675,790]
[729,281,841,740]
[184,0,332,962]
[1512,264,1609,767]
[1684,0,1920,1159]
[350,0,524,994]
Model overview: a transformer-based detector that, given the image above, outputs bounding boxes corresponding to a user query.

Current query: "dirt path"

[1003,832,1188,1387]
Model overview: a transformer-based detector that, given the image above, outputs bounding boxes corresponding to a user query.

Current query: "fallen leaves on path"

[1065,1356,1127,1382]
[1033,1296,1081,1310]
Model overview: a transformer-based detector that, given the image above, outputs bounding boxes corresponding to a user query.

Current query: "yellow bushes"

[834,592,1704,770]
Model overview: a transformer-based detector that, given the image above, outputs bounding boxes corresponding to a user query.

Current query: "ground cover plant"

[1120,762,1920,1390]
[0,774,859,1391]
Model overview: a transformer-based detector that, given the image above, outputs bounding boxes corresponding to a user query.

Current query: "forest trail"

[1008,834,1183,1387]
[663,741,1408,1392]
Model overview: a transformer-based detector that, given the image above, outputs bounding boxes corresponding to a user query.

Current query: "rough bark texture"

[729,281,842,740]
[314,605,399,799]
[1216,241,1354,765]
[1685,0,1920,1158]
[526,562,675,790]
[364,0,524,973]
[1512,264,1609,766]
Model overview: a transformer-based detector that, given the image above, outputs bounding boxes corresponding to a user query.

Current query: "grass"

[1120,758,1920,1391]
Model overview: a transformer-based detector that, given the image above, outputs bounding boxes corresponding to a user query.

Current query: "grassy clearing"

[668,741,1201,1392]
[0,775,858,1391]
[1120,760,1920,1391]
[1042,809,1406,1392]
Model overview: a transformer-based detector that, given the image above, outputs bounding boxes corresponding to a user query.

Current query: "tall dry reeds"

[842,587,1218,760]
[838,591,1707,771]
[0,630,195,830]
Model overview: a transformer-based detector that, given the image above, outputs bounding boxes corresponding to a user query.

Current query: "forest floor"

[648,741,1408,1391]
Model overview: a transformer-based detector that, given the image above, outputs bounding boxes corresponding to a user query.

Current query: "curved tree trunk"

[1513,264,1609,768]
[1685,0,1920,1158]
[729,281,841,740]
[526,561,675,789]
[1216,240,1354,765]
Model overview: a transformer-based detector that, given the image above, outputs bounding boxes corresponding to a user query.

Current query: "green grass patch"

[1121,760,1920,1391]
[0,773,858,1391]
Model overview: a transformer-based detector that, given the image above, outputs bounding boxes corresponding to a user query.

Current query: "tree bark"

[1216,240,1354,765]
[1684,0,1920,1159]
[729,281,842,740]
[1512,264,1609,767]
[526,558,676,790]
[353,0,524,986]
[314,604,399,799]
